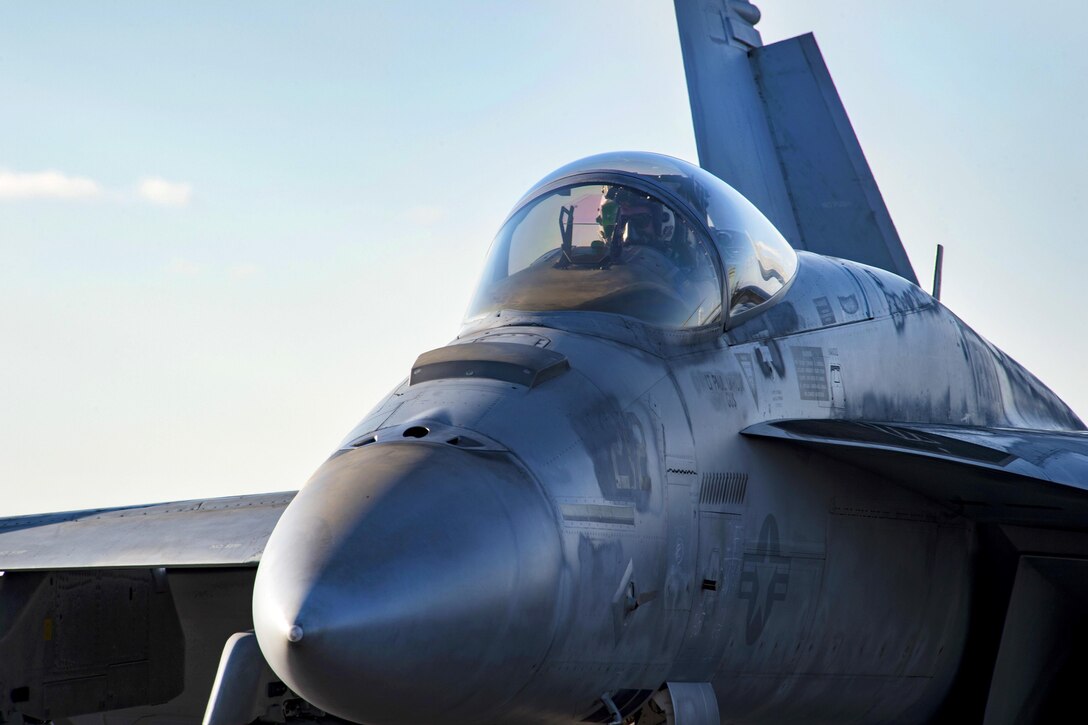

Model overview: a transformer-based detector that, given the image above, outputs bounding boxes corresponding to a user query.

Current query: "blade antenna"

[932,243,944,300]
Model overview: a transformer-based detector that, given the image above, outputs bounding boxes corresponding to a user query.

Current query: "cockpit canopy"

[465,152,798,331]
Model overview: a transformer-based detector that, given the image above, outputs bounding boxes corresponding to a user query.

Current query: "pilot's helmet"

[596,186,663,243]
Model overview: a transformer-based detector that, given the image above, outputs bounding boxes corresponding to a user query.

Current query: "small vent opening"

[700,472,749,507]
[402,426,430,439]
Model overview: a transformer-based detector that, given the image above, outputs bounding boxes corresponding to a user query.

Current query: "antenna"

[932,243,944,300]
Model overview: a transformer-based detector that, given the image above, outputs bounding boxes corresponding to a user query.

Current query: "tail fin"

[674,0,918,284]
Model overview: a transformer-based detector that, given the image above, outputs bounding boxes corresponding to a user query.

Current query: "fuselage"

[253,249,1082,724]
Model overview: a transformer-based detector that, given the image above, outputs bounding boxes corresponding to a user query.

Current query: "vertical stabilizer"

[674,0,919,284]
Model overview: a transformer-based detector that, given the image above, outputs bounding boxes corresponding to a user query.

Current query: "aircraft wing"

[742,420,1088,528]
[0,492,296,722]
[0,491,295,571]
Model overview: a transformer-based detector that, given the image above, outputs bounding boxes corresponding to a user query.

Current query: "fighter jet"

[2,2,1087,724]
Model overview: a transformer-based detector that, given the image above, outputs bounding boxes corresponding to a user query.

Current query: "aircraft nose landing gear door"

[664,462,698,618]
[672,481,744,680]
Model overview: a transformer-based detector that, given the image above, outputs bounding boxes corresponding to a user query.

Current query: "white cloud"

[0,169,195,207]
[138,177,192,207]
[0,169,102,200]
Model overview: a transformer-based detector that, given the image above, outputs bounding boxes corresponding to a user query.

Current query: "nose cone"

[253,441,563,725]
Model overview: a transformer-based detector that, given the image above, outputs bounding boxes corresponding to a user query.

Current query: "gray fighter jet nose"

[252,440,563,725]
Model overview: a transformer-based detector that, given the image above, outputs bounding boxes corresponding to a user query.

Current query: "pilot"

[596,186,663,248]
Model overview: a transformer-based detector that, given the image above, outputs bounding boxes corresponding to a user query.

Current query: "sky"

[1,1,1085,516]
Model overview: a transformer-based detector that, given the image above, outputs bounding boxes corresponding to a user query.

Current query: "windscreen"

[465,183,722,329]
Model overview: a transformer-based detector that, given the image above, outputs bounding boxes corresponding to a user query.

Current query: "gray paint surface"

[2,3,1087,724]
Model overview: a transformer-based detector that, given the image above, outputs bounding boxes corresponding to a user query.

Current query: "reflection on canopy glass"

[716,229,796,316]
[466,184,723,329]
[526,152,798,324]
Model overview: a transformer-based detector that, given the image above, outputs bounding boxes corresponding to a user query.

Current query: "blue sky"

[2,1,1085,515]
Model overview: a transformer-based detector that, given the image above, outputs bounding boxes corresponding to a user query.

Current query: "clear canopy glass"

[466,152,798,330]
[465,183,723,329]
